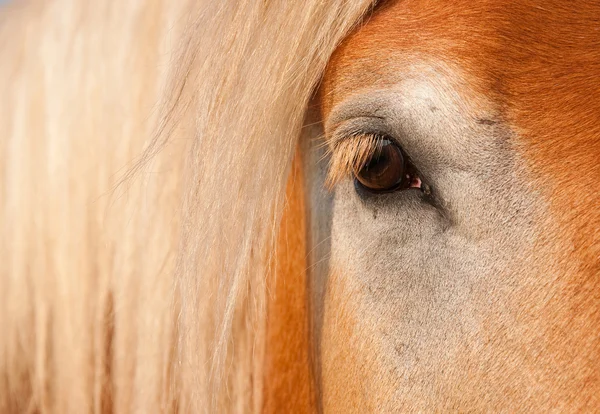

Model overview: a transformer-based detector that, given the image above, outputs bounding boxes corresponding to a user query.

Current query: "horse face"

[311,0,600,410]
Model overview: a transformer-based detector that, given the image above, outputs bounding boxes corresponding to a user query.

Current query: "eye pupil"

[355,139,406,192]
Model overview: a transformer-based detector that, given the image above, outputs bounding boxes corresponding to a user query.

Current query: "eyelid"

[324,91,393,134]
[327,116,394,149]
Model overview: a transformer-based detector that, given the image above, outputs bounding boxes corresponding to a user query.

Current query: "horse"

[1,0,599,412]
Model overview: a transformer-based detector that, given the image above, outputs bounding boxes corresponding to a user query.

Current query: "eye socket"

[354,138,420,193]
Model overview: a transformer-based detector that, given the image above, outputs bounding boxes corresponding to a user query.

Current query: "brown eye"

[355,139,406,192]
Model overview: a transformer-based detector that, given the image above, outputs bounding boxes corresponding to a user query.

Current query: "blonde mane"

[0,0,376,412]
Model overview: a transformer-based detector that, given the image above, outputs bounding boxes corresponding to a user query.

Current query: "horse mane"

[0,0,376,412]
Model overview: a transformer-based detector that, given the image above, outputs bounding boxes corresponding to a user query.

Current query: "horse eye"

[355,139,407,193]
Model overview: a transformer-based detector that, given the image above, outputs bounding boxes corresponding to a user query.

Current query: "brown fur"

[263,150,317,413]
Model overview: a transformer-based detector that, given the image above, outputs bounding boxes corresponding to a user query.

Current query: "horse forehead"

[322,0,490,110]
[322,0,600,115]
